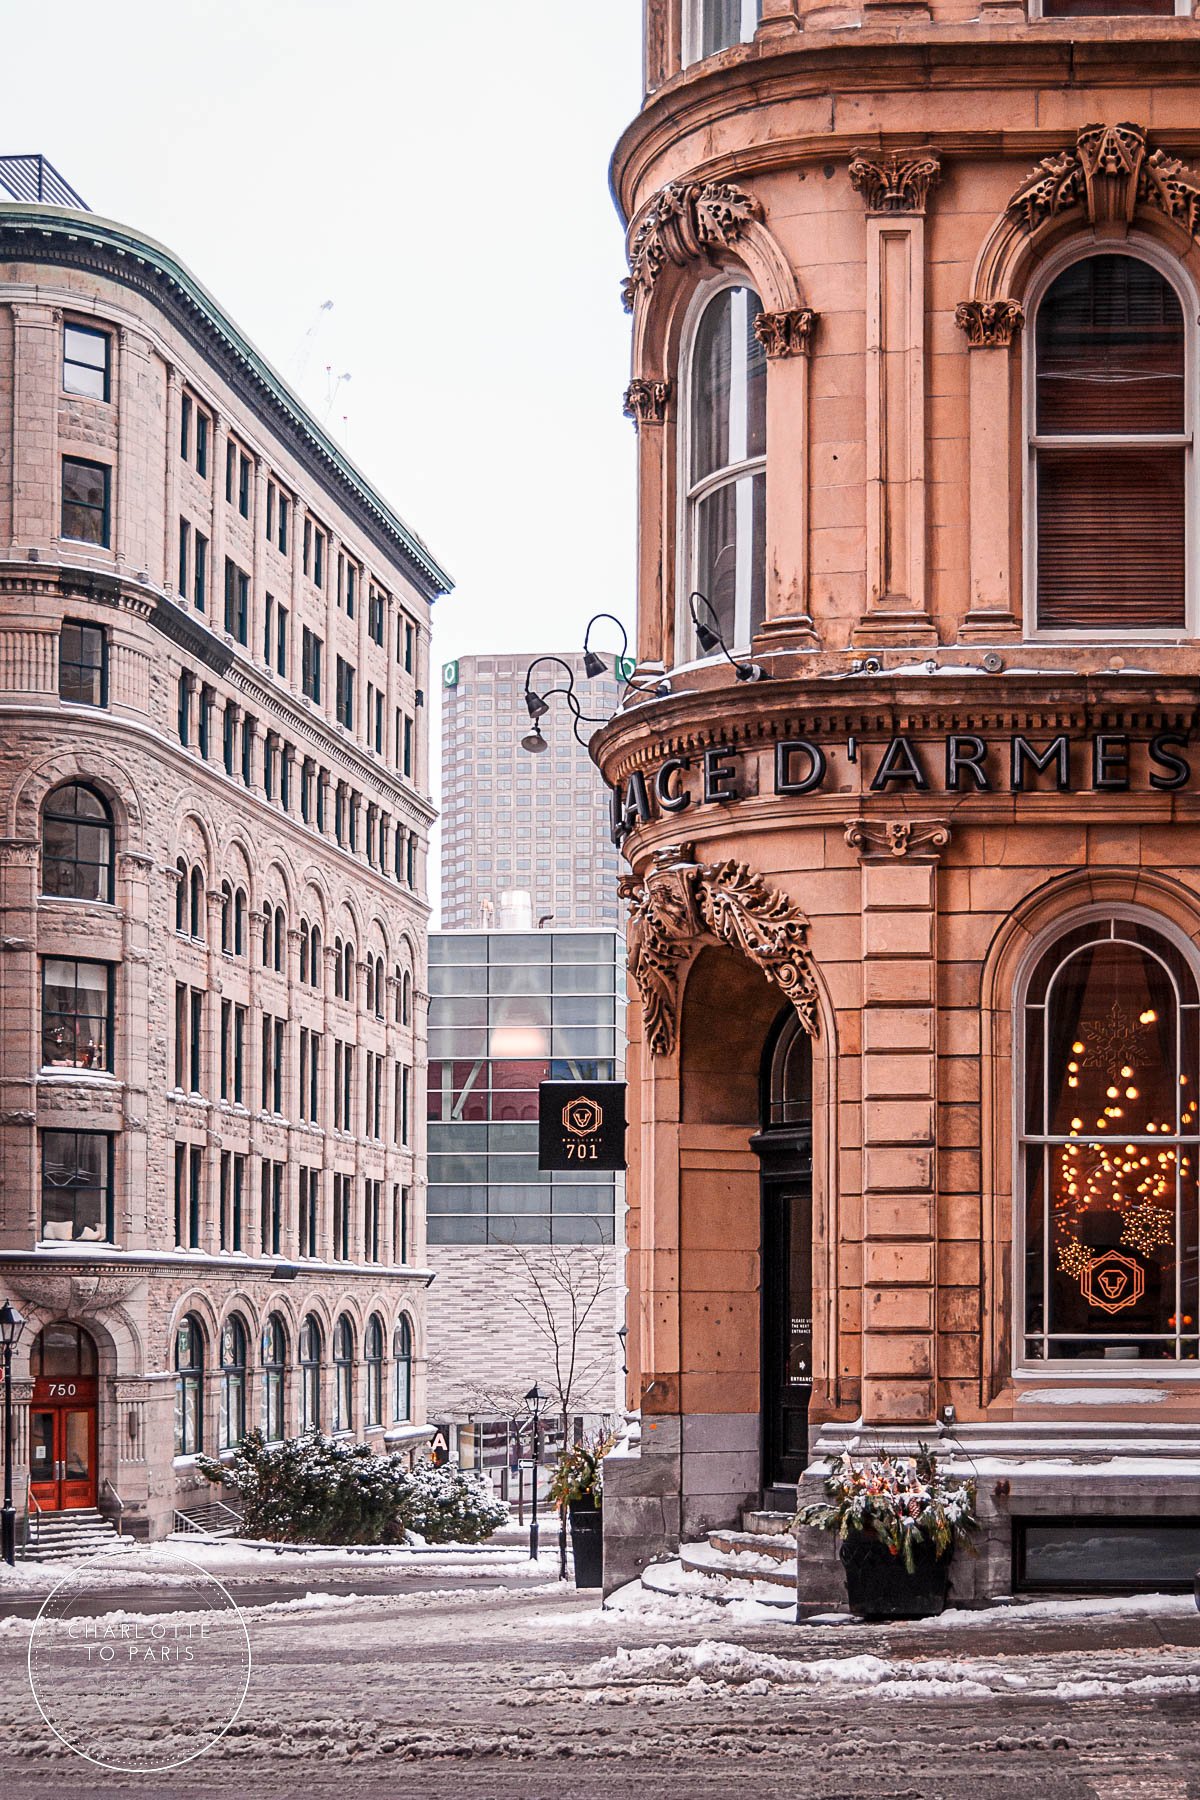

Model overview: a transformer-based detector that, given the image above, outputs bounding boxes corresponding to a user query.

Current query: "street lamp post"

[524,1383,545,1564]
[0,1299,27,1568]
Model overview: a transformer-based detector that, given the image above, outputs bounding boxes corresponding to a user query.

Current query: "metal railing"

[26,1489,41,1555]
[101,1480,125,1535]
[173,1500,242,1537]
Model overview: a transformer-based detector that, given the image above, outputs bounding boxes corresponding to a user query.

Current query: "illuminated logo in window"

[1080,1249,1145,1315]
[562,1097,603,1138]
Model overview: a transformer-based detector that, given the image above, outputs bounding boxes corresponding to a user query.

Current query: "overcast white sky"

[5,0,644,913]
[6,0,644,658]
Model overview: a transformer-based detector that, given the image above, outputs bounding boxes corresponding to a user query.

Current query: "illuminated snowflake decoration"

[1056,1236,1092,1279]
[1084,1001,1153,1076]
[1119,1203,1174,1257]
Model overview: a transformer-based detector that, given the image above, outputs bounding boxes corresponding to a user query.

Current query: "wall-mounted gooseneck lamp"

[688,591,769,682]
[581,613,671,700]
[520,655,608,755]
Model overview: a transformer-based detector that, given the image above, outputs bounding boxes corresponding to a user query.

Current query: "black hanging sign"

[538,1081,627,1171]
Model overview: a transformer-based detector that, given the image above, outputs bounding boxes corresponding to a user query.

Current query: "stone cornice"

[593,673,1200,787]
[613,36,1200,222]
[0,1249,436,1284]
[0,207,452,601]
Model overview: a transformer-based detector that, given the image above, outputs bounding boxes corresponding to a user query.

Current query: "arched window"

[41,782,114,903]
[402,971,412,1027]
[1021,914,1200,1364]
[684,0,760,65]
[344,942,356,999]
[299,1314,323,1432]
[685,283,767,654]
[220,1314,248,1449]
[365,958,375,1015]
[174,1314,205,1455]
[333,1314,354,1432]
[234,888,247,957]
[190,866,205,940]
[334,935,344,999]
[364,1313,384,1427]
[392,1316,412,1423]
[175,857,188,933]
[1032,252,1187,632]
[310,925,322,989]
[262,905,274,967]
[274,908,285,972]
[261,1313,287,1441]
[763,1011,813,1130]
[221,881,233,953]
[31,1321,98,1377]
[299,920,310,985]
[394,964,403,1024]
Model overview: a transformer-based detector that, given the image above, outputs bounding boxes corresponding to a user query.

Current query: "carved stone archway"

[620,845,820,1057]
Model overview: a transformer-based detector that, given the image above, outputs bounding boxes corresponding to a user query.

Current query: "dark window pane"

[61,458,110,547]
[1037,256,1184,436]
[1036,445,1185,630]
[63,325,109,400]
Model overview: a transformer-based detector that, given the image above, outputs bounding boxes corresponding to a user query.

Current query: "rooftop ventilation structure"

[0,156,88,210]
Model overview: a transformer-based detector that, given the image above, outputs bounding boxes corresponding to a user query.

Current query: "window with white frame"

[684,0,761,65]
[1030,250,1189,632]
[683,283,767,655]
[1019,913,1199,1364]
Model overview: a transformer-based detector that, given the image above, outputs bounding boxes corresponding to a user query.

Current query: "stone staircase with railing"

[22,1506,130,1562]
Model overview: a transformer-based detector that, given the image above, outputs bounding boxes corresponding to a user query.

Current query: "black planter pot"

[839,1533,952,1619]
[568,1503,603,1589]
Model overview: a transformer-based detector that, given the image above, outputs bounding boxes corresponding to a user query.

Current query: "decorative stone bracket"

[844,818,951,860]
[848,150,941,215]
[623,377,672,427]
[619,844,820,1056]
[753,308,817,357]
[1008,122,1200,236]
[954,299,1024,348]
[622,179,762,311]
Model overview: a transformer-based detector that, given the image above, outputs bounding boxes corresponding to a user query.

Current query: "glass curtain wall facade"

[427,930,624,1245]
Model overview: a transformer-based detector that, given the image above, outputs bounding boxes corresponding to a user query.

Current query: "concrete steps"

[25,1507,131,1562]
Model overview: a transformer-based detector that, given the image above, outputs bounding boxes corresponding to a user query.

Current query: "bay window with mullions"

[1020,914,1200,1364]
[683,283,767,656]
[1031,251,1190,633]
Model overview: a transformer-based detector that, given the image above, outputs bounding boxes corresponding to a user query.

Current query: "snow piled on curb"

[533,1638,1200,1704]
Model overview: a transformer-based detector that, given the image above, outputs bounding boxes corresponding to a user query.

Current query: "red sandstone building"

[599,1,1200,1597]
[0,170,444,1544]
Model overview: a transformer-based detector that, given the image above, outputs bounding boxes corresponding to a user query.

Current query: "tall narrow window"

[1033,254,1187,630]
[174,1315,205,1454]
[41,1129,112,1242]
[392,1317,412,1423]
[686,284,766,653]
[261,1314,287,1442]
[220,1315,248,1449]
[365,1314,384,1426]
[42,958,112,1070]
[684,0,761,63]
[333,1315,354,1432]
[1021,915,1199,1363]
[300,1315,323,1430]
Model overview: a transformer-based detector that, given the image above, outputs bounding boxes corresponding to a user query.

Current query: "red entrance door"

[29,1378,97,1510]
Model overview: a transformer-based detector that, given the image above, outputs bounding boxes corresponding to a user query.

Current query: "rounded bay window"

[1020,914,1199,1363]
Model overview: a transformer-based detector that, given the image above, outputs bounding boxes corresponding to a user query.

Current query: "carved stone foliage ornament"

[848,150,941,214]
[623,378,671,427]
[753,309,817,357]
[844,818,951,860]
[1009,123,1200,236]
[620,844,819,1056]
[954,299,1025,348]
[622,179,762,311]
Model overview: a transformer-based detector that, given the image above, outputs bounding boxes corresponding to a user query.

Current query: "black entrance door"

[761,1162,814,1489]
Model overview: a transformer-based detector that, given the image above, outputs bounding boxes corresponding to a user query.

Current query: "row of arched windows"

[175,1308,413,1454]
[681,246,1194,654]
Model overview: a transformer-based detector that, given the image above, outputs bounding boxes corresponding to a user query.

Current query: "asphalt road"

[0,1575,1197,1799]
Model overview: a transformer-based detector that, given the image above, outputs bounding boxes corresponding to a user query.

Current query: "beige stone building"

[0,186,449,1542]
[599,1,1200,1598]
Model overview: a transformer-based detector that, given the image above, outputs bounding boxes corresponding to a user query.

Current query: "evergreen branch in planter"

[795,1445,978,1575]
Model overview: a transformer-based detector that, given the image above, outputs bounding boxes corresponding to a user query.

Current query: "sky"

[4,0,644,913]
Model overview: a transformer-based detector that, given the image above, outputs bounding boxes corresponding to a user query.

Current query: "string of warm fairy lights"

[1053,999,1192,1288]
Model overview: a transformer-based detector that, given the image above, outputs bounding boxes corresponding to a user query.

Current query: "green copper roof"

[0,203,453,598]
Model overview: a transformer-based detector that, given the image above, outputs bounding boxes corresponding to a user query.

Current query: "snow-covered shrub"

[198,1431,508,1546]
